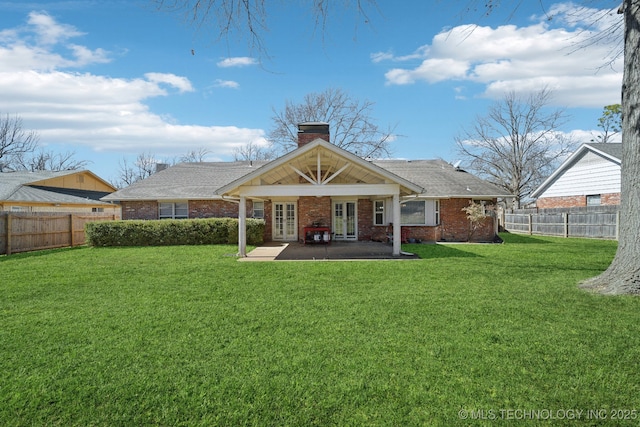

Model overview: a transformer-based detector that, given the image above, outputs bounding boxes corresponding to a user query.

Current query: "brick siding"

[121,201,158,220]
[536,193,621,209]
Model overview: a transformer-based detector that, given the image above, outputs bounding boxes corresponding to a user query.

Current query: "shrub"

[86,218,265,247]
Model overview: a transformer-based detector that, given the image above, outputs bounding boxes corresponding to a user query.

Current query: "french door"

[333,201,357,240]
[273,202,297,241]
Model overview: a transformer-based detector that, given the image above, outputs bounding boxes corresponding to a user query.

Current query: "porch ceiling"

[252,146,387,186]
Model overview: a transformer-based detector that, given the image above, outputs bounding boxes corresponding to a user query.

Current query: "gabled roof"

[1,170,115,205]
[531,143,621,199]
[215,138,424,197]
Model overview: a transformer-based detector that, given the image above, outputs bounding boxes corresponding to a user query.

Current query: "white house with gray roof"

[103,123,511,256]
[531,143,622,209]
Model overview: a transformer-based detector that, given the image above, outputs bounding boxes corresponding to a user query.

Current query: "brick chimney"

[297,122,330,147]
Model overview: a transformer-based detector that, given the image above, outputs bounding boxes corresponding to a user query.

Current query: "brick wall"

[121,201,158,220]
[121,199,254,221]
[536,193,621,209]
[357,199,374,240]
[439,198,496,242]
[189,200,241,218]
[298,196,332,238]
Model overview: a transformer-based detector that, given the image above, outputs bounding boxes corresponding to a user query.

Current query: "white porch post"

[238,195,247,257]
[392,192,401,256]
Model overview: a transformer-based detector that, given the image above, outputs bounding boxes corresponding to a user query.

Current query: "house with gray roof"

[103,123,511,256]
[1,169,119,216]
[531,143,622,209]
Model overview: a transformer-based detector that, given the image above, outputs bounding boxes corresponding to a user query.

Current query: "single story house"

[0,169,120,216]
[103,123,511,256]
[531,143,621,209]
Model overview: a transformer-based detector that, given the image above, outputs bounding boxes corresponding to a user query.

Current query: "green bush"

[85,218,265,247]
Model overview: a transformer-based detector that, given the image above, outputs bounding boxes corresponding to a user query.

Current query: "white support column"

[238,196,247,257]
[392,192,401,256]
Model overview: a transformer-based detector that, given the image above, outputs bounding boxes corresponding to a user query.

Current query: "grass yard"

[1,234,639,426]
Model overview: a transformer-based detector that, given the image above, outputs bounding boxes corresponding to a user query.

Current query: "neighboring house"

[0,169,120,216]
[531,143,621,209]
[103,123,511,255]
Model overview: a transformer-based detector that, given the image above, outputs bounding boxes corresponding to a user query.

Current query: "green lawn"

[1,234,639,426]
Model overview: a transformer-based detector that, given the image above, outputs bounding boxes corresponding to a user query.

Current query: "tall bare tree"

[456,88,575,208]
[0,114,39,172]
[13,149,90,172]
[232,140,276,162]
[269,88,395,158]
[113,152,161,188]
[180,147,211,162]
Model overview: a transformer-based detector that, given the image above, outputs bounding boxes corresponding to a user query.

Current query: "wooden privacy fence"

[503,209,619,240]
[0,212,117,255]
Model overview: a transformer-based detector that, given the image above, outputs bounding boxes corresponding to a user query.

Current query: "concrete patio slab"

[239,241,419,261]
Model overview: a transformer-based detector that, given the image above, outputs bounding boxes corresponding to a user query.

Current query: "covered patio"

[238,241,420,261]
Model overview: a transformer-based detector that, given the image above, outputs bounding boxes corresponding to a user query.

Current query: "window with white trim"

[159,202,188,219]
[401,200,439,226]
[374,200,385,225]
[253,201,264,219]
[586,194,601,206]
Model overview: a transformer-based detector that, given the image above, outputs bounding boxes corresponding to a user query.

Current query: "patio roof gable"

[216,139,423,197]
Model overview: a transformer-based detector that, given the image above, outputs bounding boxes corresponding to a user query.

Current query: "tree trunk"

[581,0,640,295]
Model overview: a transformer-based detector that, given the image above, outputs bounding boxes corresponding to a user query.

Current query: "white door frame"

[332,200,357,240]
[272,201,298,241]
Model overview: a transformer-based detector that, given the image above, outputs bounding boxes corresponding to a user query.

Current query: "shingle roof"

[585,143,622,161]
[102,161,269,201]
[0,170,114,205]
[104,158,510,201]
[372,159,511,198]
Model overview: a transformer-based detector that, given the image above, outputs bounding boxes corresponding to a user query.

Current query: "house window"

[374,200,385,225]
[401,200,439,226]
[253,201,264,219]
[92,207,104,213]
[159,202,188,219]
[586,195,601,206]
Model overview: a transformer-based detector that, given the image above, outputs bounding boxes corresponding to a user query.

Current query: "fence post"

[528,214,533,235]
[6,213,12,256]
[69,214,75,247]
[563,212,569,238]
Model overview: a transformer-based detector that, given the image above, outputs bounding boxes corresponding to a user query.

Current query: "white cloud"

[144,73,194,93]
[217,56,258,68]
[214,79,240,89]
[0,12,264,162]
[376,6,622,107]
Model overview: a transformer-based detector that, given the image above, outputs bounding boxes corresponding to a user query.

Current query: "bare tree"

[0,114,39,172]
[150,0,377,58]
[232,141,276,162]
[269,88,396,158]
[180,147,211,162]
[456,88,575,208]
[112,152,160,188]
[592,103,622,143]
[13,149,90,171]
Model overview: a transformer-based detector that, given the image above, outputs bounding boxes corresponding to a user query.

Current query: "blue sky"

[0,0,623,184]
